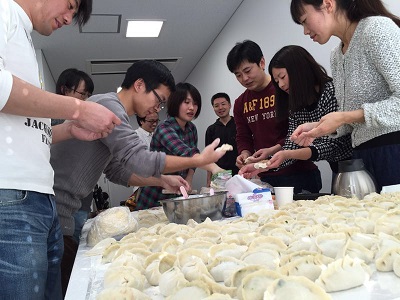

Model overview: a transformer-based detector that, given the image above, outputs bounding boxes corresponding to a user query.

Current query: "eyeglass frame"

[65,87,92,99]
[152,89,166,110]
[144,119,160,124]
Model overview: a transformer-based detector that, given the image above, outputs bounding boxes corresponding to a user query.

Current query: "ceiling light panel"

[126,20,164,37]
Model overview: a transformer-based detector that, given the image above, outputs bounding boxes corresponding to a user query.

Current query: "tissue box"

[234,188,273,217]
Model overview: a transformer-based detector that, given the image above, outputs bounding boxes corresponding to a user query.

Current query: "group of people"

[1,0,399,299]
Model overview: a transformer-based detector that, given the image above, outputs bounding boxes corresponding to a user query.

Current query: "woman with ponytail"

[289,0,400,192]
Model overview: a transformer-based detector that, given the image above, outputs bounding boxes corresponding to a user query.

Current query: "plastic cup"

[274,187,294,208]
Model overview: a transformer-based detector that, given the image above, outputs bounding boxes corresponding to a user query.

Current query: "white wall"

[187,0,400,193]
[36,49,56,93]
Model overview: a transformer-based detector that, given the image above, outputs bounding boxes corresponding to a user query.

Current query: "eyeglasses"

[74,90,92,99]
[152,90,166,110]
[145,119,160,124]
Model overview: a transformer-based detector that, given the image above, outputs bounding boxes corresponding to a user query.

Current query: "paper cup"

[274,187,294,208]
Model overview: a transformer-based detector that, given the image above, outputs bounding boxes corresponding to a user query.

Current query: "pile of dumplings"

[88,192,400,300]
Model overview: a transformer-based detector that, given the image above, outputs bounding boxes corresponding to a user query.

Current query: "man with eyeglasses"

[205,92,239,186]
[50,60,227,295]
[135,112,160,148]
[51,68,95,126]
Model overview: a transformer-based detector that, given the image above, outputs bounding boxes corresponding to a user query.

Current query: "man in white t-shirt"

[134,112,160,148]
[0,0,121,299]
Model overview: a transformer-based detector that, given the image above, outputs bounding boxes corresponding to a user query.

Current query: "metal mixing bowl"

[159,191,227,224]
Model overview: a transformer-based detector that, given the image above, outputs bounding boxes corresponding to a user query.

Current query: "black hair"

[167,82,202,119]
[291,0,400,27]
[136,115,145,127]
[226,40,264,73]
[211,92,230,106]
[268,45,332,120]
[75,0,92,27]
[55,68,94,96]
[121,60,176,93]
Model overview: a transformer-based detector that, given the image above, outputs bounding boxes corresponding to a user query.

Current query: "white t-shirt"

[134,127,153,148]
[0,0,54,194]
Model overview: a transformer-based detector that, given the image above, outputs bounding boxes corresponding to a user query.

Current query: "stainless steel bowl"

[159,192,227,224]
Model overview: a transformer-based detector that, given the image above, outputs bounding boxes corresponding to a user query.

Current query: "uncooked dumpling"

[166,280,211,300]
[216,144,233,152]
[263,276,331,300]
[103,266,147,291]
[159,267,188,297]
[315,256,371,292]
[96,286,150,300]
[237,269,281,300]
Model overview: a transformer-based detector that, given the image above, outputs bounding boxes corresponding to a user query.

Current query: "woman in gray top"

[289,0,400,192]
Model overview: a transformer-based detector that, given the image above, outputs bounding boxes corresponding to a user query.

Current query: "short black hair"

[226,40,264,73]
[167,82,201,119]
[121,60,176,93]
[211,92,230,106]
[75,0,92,27]
[136,115,145,127]
[56,68,94,95]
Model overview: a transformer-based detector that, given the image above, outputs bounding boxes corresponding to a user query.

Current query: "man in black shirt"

[205,92,239,186]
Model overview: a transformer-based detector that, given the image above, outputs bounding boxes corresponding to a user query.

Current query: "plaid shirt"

[279,81,353,169]
[136,117,200,210]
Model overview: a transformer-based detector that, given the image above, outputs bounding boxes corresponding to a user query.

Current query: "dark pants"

[260,168,322,194]
[61,235,79,298]
[353,143,400,192]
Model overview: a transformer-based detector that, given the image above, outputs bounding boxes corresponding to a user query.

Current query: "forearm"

[163,155,201,173]
[51,123,73,144]
[268,144,283,156]
[200,163,222,174]
[128,173,162,187]
[3,76,85,120]
[284,148,312,161]
[185,169,195,186]
[343,109,365,124]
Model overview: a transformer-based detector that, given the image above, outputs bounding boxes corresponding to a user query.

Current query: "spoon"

[180,186,189,199]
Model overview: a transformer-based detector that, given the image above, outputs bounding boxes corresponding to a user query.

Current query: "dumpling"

[225,265,266,288]
[181,257,212,281]
[144,253,176,286]
[279,255,325,281]
[200,274,237,298]
[315,256,371,292]
[101,243,121,264]
[110,251,144,272]
[203,293,233,300]
[237,269,281,300]
[85,237,116,256]
[175,248,209,268]
[248,236,287,253]
[209,243,248,259]
[375,247,400,272]
[394,256,400,278]
[208,256,248,282]
[315,232,347,259]
[166,280,211,300]
[340,239,374,264]
[159,267,188,297]
[96,286,150,300]
[240,249,280,271]
[103,266,147,291]
[263,276,331,300]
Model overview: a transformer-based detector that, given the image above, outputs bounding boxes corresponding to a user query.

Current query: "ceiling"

[32,0,244,94]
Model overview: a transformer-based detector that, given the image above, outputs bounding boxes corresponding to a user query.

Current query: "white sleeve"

[0,0,13,110]
[0,69,13,110]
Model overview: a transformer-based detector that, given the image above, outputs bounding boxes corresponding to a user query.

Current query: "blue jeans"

[0,190,63,300]
[72,210,89,244]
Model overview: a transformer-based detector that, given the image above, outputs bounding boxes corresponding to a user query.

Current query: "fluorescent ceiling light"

[126,20,164,37]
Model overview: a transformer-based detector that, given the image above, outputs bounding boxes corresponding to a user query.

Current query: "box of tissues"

[225,175,274,217]
[234,188,273,217]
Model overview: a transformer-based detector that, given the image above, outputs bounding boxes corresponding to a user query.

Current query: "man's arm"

[2,76,121,135]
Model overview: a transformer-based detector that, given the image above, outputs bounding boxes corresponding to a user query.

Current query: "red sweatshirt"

[233,81,316,176]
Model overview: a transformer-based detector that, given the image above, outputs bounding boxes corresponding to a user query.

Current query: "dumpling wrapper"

[263,276,331,300]
[315,256,371,292]
[216,144,233,152]
[254,160,270,169]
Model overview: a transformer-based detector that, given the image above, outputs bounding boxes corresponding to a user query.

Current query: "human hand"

[199,138,226,165]
[238,163,263,179]
[290,122,318,146]
[267,151,286,169]
[161,175,190,194]
[236,152,250,169]
[245,148,269,164]
[75,101,121,135]
[65,121,105,141]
